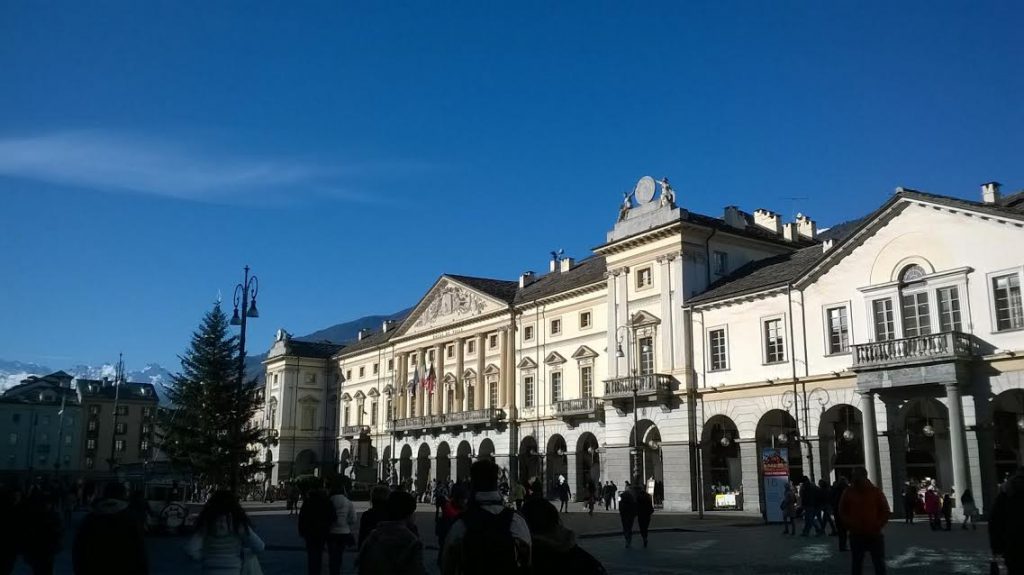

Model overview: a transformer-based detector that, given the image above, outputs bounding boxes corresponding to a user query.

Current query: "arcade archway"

[399,444,413,485]
[818,404,863,481]
[701,415,742,510]
[416,443,431,494]
[545,434,568,498]
[295,449,317,477]
[629,420,664,497]
[437,442,452,483]
[756,409,803,482]
[519,436,541,486]
[576,432,600,498]
[456,441,473,481]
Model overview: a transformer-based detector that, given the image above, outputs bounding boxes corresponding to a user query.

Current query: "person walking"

[72,482,148,575]
[818,478,837,535]
[287,483,300,516]
[990,467,1024,575]
[357,485,390,551]
[22,489,62,575]
[781,482,798,535]
[440,459,531,575]
[558,479,571,514]
[328,483,357,575]
[298,487,335,575]
[924,487,941,531]
[960,488,978,530]
[902,484,917,524]
[800,477,824,536]
[520,498,606,574]
[185,490,265,575]
[636,486,655,548]
[618,482,638,548]
[358,491,424,575]
[839,467,889,575]
[941,490,954,531]
[512,481,526,511]
[832,476,850,552]
[435,485,467,570]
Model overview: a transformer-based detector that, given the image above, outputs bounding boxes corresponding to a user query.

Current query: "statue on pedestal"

[618,190,633,222]
[658,177,675,208]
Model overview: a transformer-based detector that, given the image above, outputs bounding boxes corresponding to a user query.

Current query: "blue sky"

[1,1,1022,370]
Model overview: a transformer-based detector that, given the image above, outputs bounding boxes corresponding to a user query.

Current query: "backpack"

[460,506,524,575]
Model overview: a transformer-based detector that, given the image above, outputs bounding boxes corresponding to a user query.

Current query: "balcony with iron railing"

[852,331,976,370]
[340,424,370,438]
[552,396,603,426]
[603,373,673,400]
[391,407,506,433]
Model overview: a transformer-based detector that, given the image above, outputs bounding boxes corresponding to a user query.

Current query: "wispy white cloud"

[0,131,410,204]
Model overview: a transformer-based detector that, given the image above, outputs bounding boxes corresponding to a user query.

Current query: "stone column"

[455,338,465,413]
[616,268,630,376]
[499,328,510,408]
[475,334,486,410]
[606,271,618,378]
[945,382,971,507]
[395,353,406,420]
[860,391,882,486]
[434,344,445,414]
[658,255,675,372]
[739,440,761,516]
[672,252,686,369]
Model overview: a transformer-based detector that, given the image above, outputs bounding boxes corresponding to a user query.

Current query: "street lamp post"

[615,326,642,486]
[230,265,259,491]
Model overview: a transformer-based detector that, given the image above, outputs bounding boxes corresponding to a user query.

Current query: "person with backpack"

[328,483,357,575]
[358,491,424,575]
[441,459,531,575]
[72,482,148,575]
[298,487,335,575]
[521,498,606,574]
[618,482,638,548]
[185,490,265,575]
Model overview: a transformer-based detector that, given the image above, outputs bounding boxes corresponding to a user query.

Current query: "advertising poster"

[761,447,790,523]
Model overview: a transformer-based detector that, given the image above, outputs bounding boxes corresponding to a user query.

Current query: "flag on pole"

[425,362,436,393]
[410,364,420,396]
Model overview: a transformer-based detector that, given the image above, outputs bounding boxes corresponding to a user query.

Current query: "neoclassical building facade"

[259,177,1024,516]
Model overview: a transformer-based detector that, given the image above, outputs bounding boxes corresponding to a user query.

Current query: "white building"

[260,178,1024,516]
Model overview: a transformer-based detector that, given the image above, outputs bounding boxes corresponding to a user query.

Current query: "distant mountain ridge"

[1,309,412,393]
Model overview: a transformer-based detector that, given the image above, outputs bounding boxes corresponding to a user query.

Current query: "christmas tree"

[158,302,272,489]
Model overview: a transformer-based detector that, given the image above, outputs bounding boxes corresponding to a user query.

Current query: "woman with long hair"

[185,490,265,575]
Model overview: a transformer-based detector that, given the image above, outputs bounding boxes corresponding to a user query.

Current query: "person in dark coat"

[298,488,336,575]
[357,485,390,551]
[941,490,954,531]
[557,479,571,513]
[990,467,1024,575]
[831,477,849,552]
[902,484,917,524]
[21,489,62,575]
[618,482,637,548]
[521,498,605,574]
[636,487,655,548]
[818,478,837,535]
[73,483,148,575]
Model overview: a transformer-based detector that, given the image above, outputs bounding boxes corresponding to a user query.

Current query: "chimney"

[549,259,558,273]
[795,213,817,240]
[822,238,835,253]
[357,328,372,341]
[982,181,1002,204]
[559,257,575,273]
[723,206,747,230]
[753,209,782,235]
[519,271,536,288]
[782,222,797,242]
[382,320,395,333]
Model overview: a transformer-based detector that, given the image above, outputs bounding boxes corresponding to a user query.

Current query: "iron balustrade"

[391,408,505,432]
[852,331,975,368]
[340,425,370,437]
[603,373,672,399]
[552,397,600,416]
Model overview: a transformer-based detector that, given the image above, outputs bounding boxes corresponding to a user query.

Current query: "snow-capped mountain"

[0,360,174,394]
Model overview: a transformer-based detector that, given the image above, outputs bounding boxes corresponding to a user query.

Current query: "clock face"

[635,176,656,204]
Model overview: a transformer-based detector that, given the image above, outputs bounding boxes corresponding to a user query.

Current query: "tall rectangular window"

[386,399,393,422]
[937,287,962,332]
[713,251,728,275]
[340,405,348,428]
[708,329,728,371]
[371,401,378,426]
[580,366,593,398]
[388,359,394,372]
[550,372,562,403]
[409,394,416,416]
[524,325,535,341]
[373,363,379,375]
[524,376,535,408]
[638,337,655,374]
[114,440,126,453]
[764,319,786,363]
[357,404,364,426]
[86,439,96,451]
[467,340,475,354]
[446,346,454,359]
[446,389,454,413]
[115,423,127,435]
[993,273,1024,331]
[873,299,895,341]
[826,307,850,354]
[580,311,592,329]
[901,292,931,337]
[488,381,498,409]
[550,319,561,335]
[466,386,475,409]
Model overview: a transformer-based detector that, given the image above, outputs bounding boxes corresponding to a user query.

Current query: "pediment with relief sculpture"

[394,276,510,337]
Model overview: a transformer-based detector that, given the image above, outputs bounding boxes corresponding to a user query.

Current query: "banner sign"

[762,447,790,523]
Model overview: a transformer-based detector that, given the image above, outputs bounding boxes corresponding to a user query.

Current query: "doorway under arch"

[818,404,864,481]
[701,415,742,510]
[456,441,473,481]
[295,449,318,477]
[545,434,568,498]
[399,444,413,485]
[629,420,664,499]
[436,442,452,483]
[576,432,600,498]
[992,389,1024,482]
[478,438,495,461]
[519,436,541,486]
[415,443,431,494]
[899,398,950,489]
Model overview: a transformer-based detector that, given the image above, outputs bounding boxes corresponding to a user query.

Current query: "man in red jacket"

[839,467,890,575]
